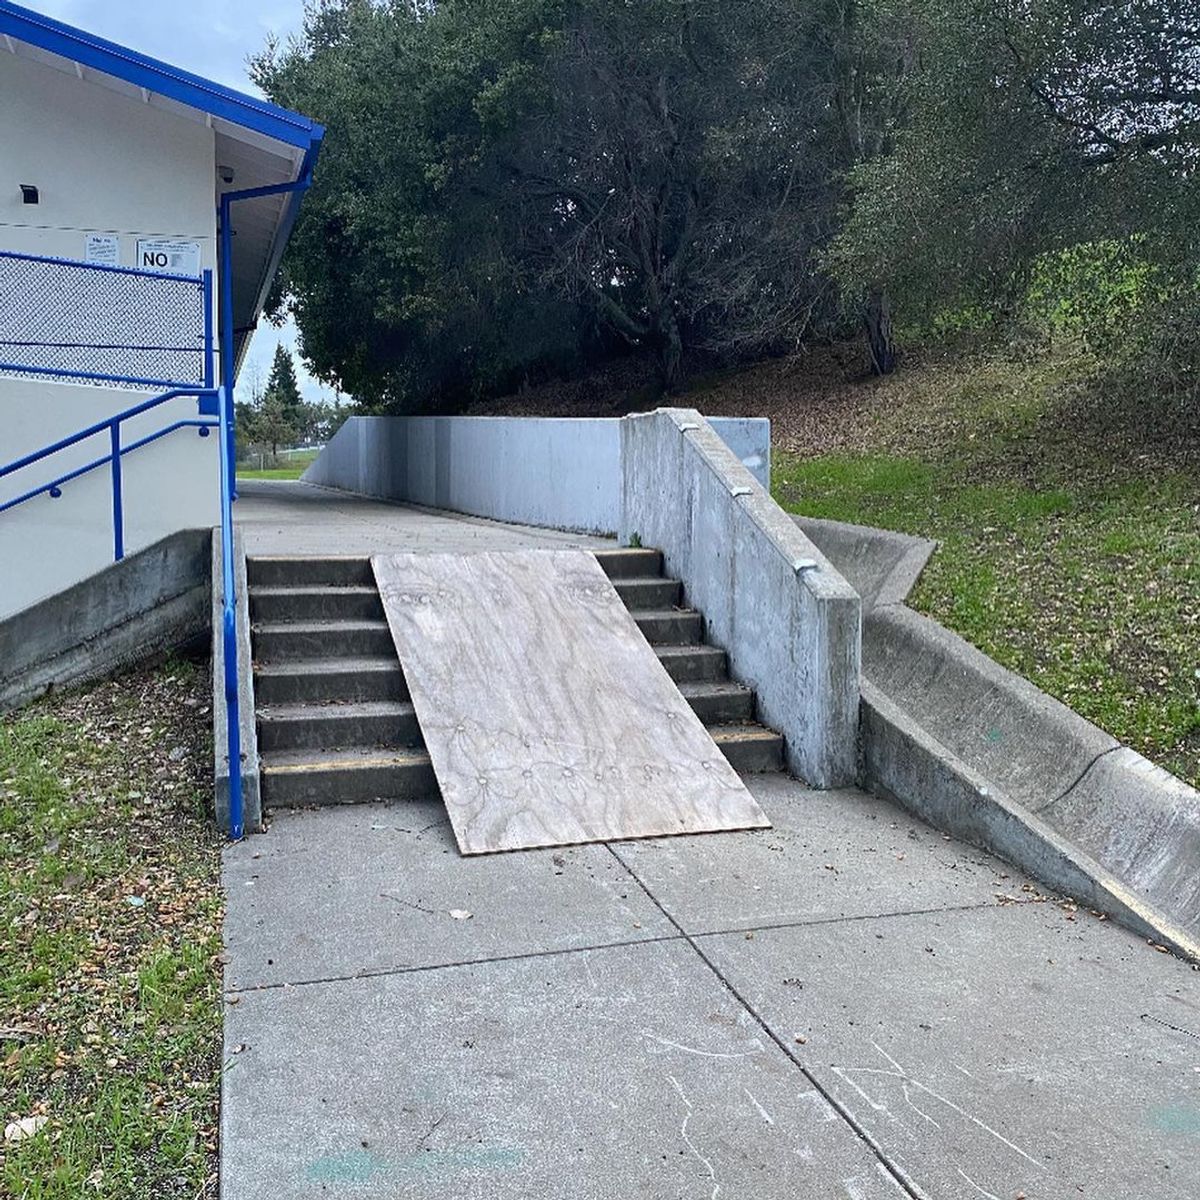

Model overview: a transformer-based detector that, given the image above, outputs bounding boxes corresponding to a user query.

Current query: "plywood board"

[372,550,769,854]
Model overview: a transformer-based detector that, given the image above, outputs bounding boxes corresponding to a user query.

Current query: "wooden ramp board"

[372,550,770,854]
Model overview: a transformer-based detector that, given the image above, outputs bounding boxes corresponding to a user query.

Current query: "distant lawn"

[0,662,221,1199]
[768,346,1200,789]
[237,449,318,481]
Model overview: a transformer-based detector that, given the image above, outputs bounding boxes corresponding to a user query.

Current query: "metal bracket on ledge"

[730,486,752,498]
[679,422,701,432]
[793,558,818,573]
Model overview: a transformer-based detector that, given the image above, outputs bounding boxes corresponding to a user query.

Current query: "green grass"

[236,449,318,481]
[0,663,222,1199]
[772,347,1200,788]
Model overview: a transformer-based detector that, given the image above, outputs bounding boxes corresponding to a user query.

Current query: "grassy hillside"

[488,341,1200,788]
[695,344,1200,789]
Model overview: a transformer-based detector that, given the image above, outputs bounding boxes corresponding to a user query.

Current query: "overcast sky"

[35,0,339,406]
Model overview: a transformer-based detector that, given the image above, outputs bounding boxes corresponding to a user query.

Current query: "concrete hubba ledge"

[861,681,1200,962]
[798,515,1200,958]
[794,514,936,612]
[621,408,861,789]
[212,527,261,834]
[301,413,771,536]
[0,527,211,712]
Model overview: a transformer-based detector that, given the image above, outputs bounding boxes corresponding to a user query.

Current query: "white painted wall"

[0,50,217,268]
[0,50,221,619]
[302,414,771,534]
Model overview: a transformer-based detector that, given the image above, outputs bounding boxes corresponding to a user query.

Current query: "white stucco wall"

[0,50,217,268]
[0,50,221,619]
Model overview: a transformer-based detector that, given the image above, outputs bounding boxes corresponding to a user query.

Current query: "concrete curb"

[861,681,1200,963]
[0,528,211,712]
[212,527,261,834]
[798,514,1200,957]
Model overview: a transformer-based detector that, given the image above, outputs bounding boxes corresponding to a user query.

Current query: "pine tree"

[263,344,304,424]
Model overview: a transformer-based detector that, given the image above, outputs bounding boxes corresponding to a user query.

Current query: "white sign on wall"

[136,238,201,276]
[84,233,120,266]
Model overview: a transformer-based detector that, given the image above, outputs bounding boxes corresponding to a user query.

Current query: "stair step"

[257,700,421,753]
[247,556,373,588]
[593,548,663,579]
[253,619,394,661]
[654,644,728,683]
[710,724,785,774]
[633,609,702,645]
[678,681,755,725]
[250,584,383,622]
[254,657,408,705]
[260,746,437,808]
[612,576,681,610]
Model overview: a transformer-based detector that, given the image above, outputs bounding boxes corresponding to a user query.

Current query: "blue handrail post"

[218,198,237,501]
[216,378,244,839]
[109,421,124,561]
[201,269,214,390]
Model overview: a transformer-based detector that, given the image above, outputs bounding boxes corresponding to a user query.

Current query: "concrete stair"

[248,549,784,811]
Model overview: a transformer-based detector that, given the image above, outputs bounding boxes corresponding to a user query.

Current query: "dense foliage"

[255,0,1198,413]
[831,1,1200,399]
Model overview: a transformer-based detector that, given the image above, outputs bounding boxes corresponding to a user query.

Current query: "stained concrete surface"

[222,939,907,1200]
[612,774,1026,935]
[224,800,673,989]
[701,903,1200,1199]
[221,775,1200,1200]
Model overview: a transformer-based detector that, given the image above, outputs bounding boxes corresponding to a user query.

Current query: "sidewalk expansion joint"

[605,841,933,1200]
[686,898,1029,940]
[225,932,686,995]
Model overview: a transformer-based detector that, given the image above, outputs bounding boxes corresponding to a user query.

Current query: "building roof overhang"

[0,1,324,374]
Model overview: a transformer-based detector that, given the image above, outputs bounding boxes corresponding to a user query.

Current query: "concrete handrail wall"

[302,414,770,535]
[620,409,861,788]
[0,527,211,712]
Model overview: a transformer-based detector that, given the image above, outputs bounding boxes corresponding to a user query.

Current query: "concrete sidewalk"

[235,479,609,556]
[220,775,1200,1199]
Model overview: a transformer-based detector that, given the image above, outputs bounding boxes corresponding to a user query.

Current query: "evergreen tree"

[263,344,304,425]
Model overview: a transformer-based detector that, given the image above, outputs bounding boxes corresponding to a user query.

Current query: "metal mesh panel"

[0,252,207,389]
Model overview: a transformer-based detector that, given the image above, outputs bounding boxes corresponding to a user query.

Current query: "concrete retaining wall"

[0,528,211,712]
[621,409,861,788]
[303,414,771,535]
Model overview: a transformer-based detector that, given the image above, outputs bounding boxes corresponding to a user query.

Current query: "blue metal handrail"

[215,380,243,839]
[0,254,245,838]
[0,387,217,552]
[0,416,216,514]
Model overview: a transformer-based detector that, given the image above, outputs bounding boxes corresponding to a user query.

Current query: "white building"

[0,1,323,617]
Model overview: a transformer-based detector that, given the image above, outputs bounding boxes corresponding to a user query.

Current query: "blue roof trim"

[0,1,324,152]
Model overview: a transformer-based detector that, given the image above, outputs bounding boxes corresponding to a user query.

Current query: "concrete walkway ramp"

[372,549,769,853]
